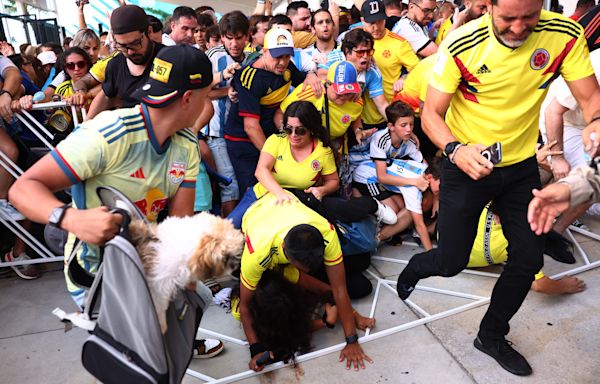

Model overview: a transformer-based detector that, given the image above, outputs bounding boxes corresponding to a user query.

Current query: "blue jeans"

[207,137,239,202]
[226,188,257,229]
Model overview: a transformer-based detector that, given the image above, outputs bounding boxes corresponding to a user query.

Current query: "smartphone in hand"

[481,142,502,164]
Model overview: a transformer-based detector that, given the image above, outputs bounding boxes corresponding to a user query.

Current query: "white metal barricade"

[0,101,86,267]
[185,236,600,383]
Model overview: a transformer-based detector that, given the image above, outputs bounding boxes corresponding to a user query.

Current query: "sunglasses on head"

[283,124,309,136]
[65,61,87,70]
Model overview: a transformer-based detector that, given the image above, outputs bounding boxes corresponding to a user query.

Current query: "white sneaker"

[0,199,25,221]
[374,199,397,225]
[4,251,41,280]
[192,338,224,359]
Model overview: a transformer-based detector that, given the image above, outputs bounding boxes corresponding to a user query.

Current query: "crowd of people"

[1,0,600,377]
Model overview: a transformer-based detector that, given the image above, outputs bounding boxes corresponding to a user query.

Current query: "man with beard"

[162,6,198,46]
[286,1,317,48]
[86,5,164,119]
[392,0,439,57]
[395,0,600,376]
[435,0,488,45]
[302,8,345,76]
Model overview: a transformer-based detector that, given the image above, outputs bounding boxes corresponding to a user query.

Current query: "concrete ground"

[1,215,599,384]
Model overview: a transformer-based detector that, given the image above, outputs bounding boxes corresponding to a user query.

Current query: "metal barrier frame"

[185,236,600,383]
[0,101,85,267]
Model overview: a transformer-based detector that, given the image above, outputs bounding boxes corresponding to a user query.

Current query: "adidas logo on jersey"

[476,64,491,75]
[277,155,283,160]
[130,168,146,179]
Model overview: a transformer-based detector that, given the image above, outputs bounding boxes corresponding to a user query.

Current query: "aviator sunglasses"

[283,124,309,136]
[65,61,87,70]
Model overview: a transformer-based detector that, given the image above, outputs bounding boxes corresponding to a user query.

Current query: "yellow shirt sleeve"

[261,133,281,158]
[323,224,343,266]
[435,17,452,46]
[396,39,420,73]
[53,123,107,181]
[429,43,462,94]
[321,146,337,176]
[560,30,594,82]
[292,31,317,49]
[90,51,118,83]
[240,244,265,291]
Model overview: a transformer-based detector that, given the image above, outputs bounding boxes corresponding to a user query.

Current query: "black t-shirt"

[102,42,164,108]
[386,16,401,31]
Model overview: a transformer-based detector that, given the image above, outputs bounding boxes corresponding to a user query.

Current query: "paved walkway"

[1,216,599,383]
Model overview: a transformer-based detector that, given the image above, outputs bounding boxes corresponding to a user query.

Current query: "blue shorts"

[207,137,239,202]
[194,162,213,212]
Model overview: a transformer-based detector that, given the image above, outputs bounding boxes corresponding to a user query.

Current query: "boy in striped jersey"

[205,11,249,216]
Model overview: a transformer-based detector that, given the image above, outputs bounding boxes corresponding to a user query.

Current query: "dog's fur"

[129,212,244,333]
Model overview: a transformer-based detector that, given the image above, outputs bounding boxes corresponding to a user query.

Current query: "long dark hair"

[250,270,314,363]
[283,100,331,148]
[60,47,92,81]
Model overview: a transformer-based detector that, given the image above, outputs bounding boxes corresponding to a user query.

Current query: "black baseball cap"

[110,5,148,35]
[136,45,213,108]
[361,0,387,23]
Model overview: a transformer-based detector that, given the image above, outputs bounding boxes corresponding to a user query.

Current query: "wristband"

[345,334,359,344]
[322,311,335,329]
[449,144,464,164]
[0,89,13,99]
[249,342,266,357]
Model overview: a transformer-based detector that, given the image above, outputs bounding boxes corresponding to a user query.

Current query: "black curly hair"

[248,270,316,363]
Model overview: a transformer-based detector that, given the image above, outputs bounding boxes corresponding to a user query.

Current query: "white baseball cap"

[38,51,57,66]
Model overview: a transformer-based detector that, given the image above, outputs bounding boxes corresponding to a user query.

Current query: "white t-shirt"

[391,16,432,54]
[539,49,600,133]
[0,55,17,79]
[162,33,176,46]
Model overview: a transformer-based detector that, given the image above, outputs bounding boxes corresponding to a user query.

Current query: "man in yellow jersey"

[360,0,419,128]
[435,0,488,45]
[238,193,374,372]
[396,0,600,376]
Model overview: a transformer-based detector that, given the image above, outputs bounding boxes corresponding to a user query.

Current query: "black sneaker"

[396,279,415,300]
[474,336,532,376]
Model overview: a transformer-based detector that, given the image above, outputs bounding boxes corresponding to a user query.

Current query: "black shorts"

[352,181,395,201]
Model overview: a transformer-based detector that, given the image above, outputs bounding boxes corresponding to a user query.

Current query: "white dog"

[129,212,244,333]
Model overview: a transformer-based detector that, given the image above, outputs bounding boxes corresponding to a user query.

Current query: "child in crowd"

[352,101,432,250]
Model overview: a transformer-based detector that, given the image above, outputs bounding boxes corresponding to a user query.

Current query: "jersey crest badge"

[283,69,291,82]
[530,49,550,70]
[382,50,391,58]
[341,114,351,124]
[311,159,320,170]
[168,161,186,184]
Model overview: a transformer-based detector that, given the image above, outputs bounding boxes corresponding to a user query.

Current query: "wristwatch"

[345,334,359,344]
[48,204,70,229]
[443,141,463,164]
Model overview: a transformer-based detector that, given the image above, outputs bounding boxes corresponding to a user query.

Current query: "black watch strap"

[443,141,461,158]
[48,204,70,229]
[345,334,359,344]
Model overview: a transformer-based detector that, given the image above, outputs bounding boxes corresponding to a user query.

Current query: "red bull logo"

[168,161,186,184]
[134,188,168,222]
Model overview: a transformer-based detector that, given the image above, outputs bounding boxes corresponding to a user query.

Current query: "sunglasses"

[65,60,87,70]
[283,125,309,136]
[352,48,374,57]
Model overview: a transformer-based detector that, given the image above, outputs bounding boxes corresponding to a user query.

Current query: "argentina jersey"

[207,46,245,138]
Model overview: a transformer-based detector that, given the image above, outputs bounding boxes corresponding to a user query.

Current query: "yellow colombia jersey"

[240,193,343,291]
[253,133,337,197]
[394,54,436,114]
[431,10,594,166]
[467,205,544,280]
[52,104,199,299]
[55,79,93,108]
[435,16,453,46]
[90,50,119,83]
[280,83,363,140]
[373,30,420,102]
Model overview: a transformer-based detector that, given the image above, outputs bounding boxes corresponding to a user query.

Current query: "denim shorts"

[207,137,239,202]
